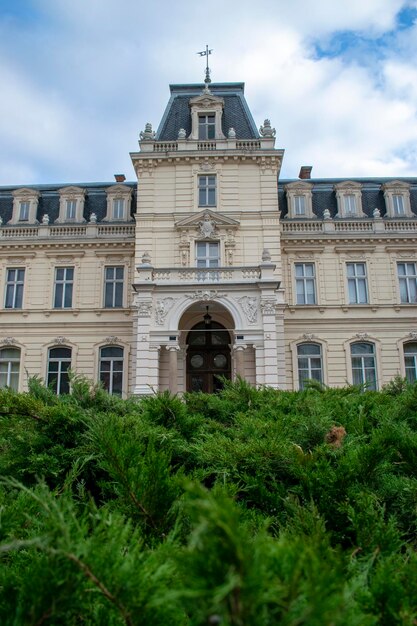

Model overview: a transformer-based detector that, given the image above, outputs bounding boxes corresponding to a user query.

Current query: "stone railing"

[151,266,261,283]
[0,223,135,241]
[236,140,262,150]
[281,219,417,235]
[144,138,267,153]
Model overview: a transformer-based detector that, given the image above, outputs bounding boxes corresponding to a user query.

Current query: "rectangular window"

[404,343,417,384]
[47,347,71,394]
[66,199,77,220]
[113,198,125,220]
[347,262,368,304]
[393,194,405,216]
[294,195,306,216]
[0,348,20,390]
[344,194,356,216]
[198,114,215,140]
[295,263,316,304]
[351,342,377,390]
[19,201,30,221]
[5,268,25,309]
[104,266,124,308]
[198,175,216,207]
[398,262,417,303]
[54,267,74,308]
[297,343,323,390]
[99,346,123,395]
[196,241,220,268]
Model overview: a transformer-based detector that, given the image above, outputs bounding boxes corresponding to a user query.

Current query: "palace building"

[0,77,417,395]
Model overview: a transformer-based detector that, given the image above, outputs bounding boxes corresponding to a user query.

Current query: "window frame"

[198,113,216,140]
[57,186,86,223]
[19,201,30,222]
[297,343,323,390]
[350,341,377,390]
[53,266,74,309]
[10,189,39,224]
[346,262,369,304]
[294,262,317,305]
[112,198,125,220]
[198,175,216,207]
[4,267,25,309]
[382,181,412,218]
[397,262,417,304]
[334,181,364,218]
[0,347,21,390]
[404,342,417,384]
[99,345,124,395]
[104,266,124,308]
[195,241,220,268]
[47,346,72,395]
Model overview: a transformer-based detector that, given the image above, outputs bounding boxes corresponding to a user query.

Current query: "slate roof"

[156,83,259,141]
[0,182,137,224]
[278,178,417,219]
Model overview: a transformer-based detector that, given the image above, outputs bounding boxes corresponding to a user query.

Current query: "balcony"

[0,223,135,241]
[135,264,278,287]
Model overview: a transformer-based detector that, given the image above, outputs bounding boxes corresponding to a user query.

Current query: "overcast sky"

[1,0,417,185]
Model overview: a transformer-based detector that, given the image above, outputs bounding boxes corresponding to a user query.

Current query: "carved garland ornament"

[238,296,258,324]
[186,290,227,301]
[155,298,175,325]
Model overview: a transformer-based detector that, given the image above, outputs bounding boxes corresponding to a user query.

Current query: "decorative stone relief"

[199,159,216,171]
[105,336,119,344]
[408,332,417,340]
[135,301,152,317]
[262,248,271,262]
[1,337,16,345]
[186,290,227,301]
[260,300,278,315]
[355,333,369,340]
[54,336,68,345]
[199,212,218,239]
[155,298,175,325]
[238,296,258,324]
[303,333,315,341]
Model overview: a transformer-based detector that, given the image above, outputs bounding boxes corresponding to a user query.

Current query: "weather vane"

[197,45,213,87]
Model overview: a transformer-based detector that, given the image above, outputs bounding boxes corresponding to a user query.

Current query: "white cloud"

[0,0,417,184]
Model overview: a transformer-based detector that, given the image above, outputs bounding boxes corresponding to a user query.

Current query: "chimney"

[299,166,312,180]
[114,174,126,183]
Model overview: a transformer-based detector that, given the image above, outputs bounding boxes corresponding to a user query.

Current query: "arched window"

[297,343,323,390]
[99,346,124,395]
[404,342,417,384]
[47,347,71,394]
[0,347,21,390]
[351,342,377,390]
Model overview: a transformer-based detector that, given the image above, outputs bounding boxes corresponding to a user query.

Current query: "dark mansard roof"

[278,177,417,219]
[156,83,260,141]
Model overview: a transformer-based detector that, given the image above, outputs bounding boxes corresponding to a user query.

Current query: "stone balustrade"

[281,218,417,235]
[0,223,135,240]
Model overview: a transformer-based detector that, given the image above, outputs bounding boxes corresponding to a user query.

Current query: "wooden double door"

[186,321,231,393]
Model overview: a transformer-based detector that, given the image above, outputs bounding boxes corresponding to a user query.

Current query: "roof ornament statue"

[259,119,276,138]
[178,128,187,139]
[197,45,213,93]
[140,122,155,141]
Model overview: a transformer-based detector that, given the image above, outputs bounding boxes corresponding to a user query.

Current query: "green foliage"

[2,379,417,623]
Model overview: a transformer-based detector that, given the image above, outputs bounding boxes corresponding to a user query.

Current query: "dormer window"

[188,93,225,140]
[284,182,314,219]
[294,195,306,216]
[104,184,133,222]
[66,200,77,221]
[334,181,364,218]
[199,114,215,140]
[19,201,30,222]
[57,187,86,223]
[382,181,412,218]
[344,194,357,216]
[10,188,39,225]
[113,198,125,220]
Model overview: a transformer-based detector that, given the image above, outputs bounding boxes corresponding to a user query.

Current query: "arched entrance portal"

[186,315,231,393]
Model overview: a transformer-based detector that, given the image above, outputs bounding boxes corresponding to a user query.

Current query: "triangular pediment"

[175,209,239,230]
[189,93,224,108]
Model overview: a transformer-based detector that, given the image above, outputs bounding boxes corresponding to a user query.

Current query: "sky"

[1,0,417,185]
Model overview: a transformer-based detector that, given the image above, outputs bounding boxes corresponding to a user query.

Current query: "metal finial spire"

[197,45,213,90]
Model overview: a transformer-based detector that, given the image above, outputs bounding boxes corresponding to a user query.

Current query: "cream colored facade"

[0,81,416,395]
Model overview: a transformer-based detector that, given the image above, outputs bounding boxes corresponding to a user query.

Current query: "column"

[233,344,247,380]
[166,345,180,394]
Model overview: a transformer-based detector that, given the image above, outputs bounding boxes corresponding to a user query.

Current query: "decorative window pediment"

[382,180,412,218]
[334,181,364,218]
[56,186,86,223]
[284,181,314,218]
[188,93,225,140]
[10,188,39,225]
[104,184,133,222]
[175,209,239,234]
